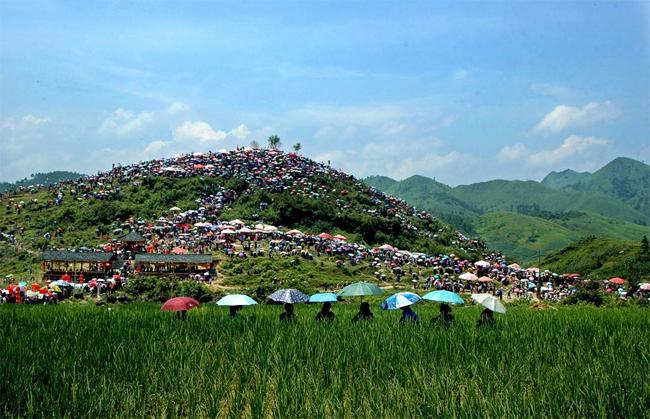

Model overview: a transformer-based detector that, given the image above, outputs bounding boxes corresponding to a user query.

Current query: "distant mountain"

[365,157,650,263]
[541,169,591,190]
[0,171,86,193]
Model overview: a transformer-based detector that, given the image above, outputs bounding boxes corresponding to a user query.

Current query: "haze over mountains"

[365,157,650,263]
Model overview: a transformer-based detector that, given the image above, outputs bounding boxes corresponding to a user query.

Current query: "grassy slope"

[475,211,650,263]
[541,236,650,281]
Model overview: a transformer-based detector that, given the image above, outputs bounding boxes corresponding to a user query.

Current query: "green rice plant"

[0,303,648,418]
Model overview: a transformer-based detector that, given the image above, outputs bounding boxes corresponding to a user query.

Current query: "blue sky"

[1,1,649,185]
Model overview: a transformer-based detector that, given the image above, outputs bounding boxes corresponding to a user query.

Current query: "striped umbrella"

[381,292,421,310]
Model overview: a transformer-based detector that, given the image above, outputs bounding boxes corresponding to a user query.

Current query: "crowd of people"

[1,148,646,305]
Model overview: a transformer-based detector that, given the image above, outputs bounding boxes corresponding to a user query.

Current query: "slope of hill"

[0,171,86,193]
[0,149,484,278]
[364,157,650,262]
[541,236,650,282]
[474,211,650,263]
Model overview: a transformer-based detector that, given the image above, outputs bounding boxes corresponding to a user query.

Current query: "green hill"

[365,157,650,262]
[541,236,650,282]
[474,211,650,263]
[0,171,86,193]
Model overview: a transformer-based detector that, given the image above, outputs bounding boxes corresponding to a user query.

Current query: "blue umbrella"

[422,290,464,305]
[309,292,338,303]
[216,294,258,306]
[381,292,421,310]
[267,288,310,304]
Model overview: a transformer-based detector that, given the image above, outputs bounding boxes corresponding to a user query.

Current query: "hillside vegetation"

[0,171,85,193]
[365,157,650,263]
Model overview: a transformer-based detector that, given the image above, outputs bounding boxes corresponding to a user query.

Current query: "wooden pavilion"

[134,254,215,277]
[41,251,116,281]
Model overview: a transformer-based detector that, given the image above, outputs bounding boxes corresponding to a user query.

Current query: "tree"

[642,235,649,256]
[267,135,281,150]
[292,142,302,152]
[250,140,260,149]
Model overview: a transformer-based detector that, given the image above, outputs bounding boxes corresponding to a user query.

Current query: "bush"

[124,276,212,302]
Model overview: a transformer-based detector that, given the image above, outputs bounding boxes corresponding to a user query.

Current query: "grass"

[1,303,648,417]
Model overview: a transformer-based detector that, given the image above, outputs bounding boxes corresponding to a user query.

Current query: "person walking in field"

[477,308,495,327]
[432,304,454,326]
[315,302,335,321]
[353,302,374,321]
[280,303,296,322]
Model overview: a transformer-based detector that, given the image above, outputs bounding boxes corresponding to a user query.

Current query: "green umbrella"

[337,281,384,297]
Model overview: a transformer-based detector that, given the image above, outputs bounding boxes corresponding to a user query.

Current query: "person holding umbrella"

[432,303,454,326]
[315,302,335,322]
[229,305,242,319]
[477,308,495,327]
[400,305,419,323]
[280,303,296,322]
[353,302,374,322]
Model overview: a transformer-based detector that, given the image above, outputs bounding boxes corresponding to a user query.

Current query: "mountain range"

[365,157,650,263]
[0,171,86,193]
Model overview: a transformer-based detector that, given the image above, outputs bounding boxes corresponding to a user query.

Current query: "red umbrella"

[61,274,71,282]
[171,247,188,255]
[161,297,200,312]
[318,233,334,240]
[608,277,625,285]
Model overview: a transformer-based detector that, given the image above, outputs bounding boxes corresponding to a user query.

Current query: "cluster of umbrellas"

[160,281,506,315]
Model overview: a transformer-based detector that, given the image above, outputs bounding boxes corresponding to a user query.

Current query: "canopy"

[381,292,421,310]
[337,281,384,297]
[309,292,339,303]
[216,294,258,306]
[267,289,310,304]
[459,272,478,281]
[161,297,200,312]
[471,294,506,314]
[422,290,464,305]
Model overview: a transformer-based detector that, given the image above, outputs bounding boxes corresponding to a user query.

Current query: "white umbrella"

[474,260,491,268]
[221,229,236,235]
[459,272,479,281]
[254,224,278,233]
[285,229,303,236]
[237,227,253,234]
[169,207,181,212]
[229,219,245,226]
[471,294,506,314]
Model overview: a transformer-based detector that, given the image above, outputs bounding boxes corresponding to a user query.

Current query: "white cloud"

[533,101,620,134]
[99,107,154,136]
[22,115,51,125]
[229,124,250,140]
[498,135,610,166]
[173,121,227,143]
[166,101,190,115]
[497,143,528,163]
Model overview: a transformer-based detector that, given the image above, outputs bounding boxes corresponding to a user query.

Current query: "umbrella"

[171,247,188,254]
[237,227,253,234]
[471,294,506,314]
[422,290,465,305]
[169,207,181,212]
[229,219,245,226]
[639,283,650,291]
[507,263,521,270]
[381,292,421,310]
[161,297,200,312]
[474,261,491,268]
[337,281,384,297]
[478,276,494,283]
[318,232,334,240]
[267,289,310,304]
[378,244,396,252]
[50,280,72,287]
[333,234,347,241]
[285,229,303,236]
[309,292,339,303]
[221,229,236,235]
[608,277,625,285]
[255,224,278,233]
[526,267,540,273]
[459,272,478,281]
[216,294,258,306]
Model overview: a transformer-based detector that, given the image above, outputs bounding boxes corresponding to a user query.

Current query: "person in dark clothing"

[399,305,419,323]
[353,301,374,322]
[315,302,335,321]
[229,305,242,319]
[477,308,495,327]
[280,303,296,322]
[432,303,454,326]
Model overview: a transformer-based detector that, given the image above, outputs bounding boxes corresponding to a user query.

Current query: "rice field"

[1,303,648,418]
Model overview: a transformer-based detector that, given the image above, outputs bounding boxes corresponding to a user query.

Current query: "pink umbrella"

[333,234,347,241]
[639,283,650,291]
[161,297,200,312]
[318,233,334,240]
[171,247,188,255]
[608,277,625,285]
[478,276,494,283]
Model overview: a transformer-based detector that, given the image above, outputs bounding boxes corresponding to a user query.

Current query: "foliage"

[1,305,648,417]
[267,135,281,150]
[124,276,212,302]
